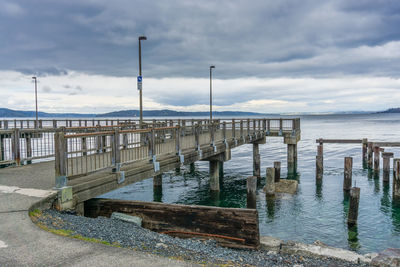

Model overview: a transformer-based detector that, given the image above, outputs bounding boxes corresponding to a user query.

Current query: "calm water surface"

[102,113,400,253]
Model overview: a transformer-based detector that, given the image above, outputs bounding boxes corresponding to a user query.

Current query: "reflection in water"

[153,185,162,202]
[316,179,323,200]
[380,183,391,215]
[210,190,220,206]
[392,199,400,232]
[373,174,380,193]
[266,196,275,219]
[342,191,350,221]
[348,225,360,250]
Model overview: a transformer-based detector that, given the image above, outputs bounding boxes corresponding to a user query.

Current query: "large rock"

[371,248,400,267]
[111,212,142,226]
[275,180,298,194]
[260,236,283,252]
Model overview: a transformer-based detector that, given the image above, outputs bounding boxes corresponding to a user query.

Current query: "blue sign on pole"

[137,76,142,90]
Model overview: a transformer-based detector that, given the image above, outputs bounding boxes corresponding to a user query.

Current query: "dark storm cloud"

[1,0,400,79]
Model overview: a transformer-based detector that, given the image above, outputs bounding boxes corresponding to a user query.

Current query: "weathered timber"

[247,176,257,209]
[347,187,360,226]
[343,157,352,191]
[274,161,281,182]
[316,144,323,180]
[374,146,380,172]
[394,159,400,199]
[287,144,297,175]
[362,138,368,168]
[253,143,261,178]
[367,142,373,168]
[84,198,260,249]
[265,167,275,197]
[373,142,400,147]
[382,152,393,183]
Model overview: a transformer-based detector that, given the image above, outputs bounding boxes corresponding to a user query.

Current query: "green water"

[102,113,400,253]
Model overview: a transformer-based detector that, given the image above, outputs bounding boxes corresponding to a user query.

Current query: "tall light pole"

[138,35,147,127]
[32,76,38,128]
[209,65,215,122]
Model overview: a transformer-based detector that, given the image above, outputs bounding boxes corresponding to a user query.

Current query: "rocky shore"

[32,209,370,267]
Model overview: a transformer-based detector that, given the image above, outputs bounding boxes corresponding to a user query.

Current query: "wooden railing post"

[12,128,20,165]
[175,126,181,154]
[195,124,200,150]
[112,129,121,167]
[279,118,283,135]
[247,119,250,135]
[232,119,236,139]
[39,120,43,128]
[26,132,32,164]
[148,129,155,158]
[240,120,244,139]
[54,131,67,188]
[210,122,215,145]
[4,120,8,130]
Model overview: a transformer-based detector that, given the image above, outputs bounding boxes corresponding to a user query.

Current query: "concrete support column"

[253,143,260,178]
[209,160,221,191]
[287,144,297,175]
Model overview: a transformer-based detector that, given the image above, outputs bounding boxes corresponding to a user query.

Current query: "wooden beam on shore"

[84,198,260,249]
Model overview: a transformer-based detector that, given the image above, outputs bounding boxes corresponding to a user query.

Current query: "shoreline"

[31,208,370,267]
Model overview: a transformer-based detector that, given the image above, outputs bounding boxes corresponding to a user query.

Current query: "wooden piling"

[274,161,281,182]
[347,187,360,226]
[154,174,162,188]
[367,142,373,168]
[343,157,353,191]
[253,143,260,178]
[394,159,400,199]
[382,152,393,183]
[287,144,297,175]
[246,176,257,209]
[374,145,380,172]
[362,138,368,168]
[265,167,275,197]
[316,144,323,179]
[26,134,32,164]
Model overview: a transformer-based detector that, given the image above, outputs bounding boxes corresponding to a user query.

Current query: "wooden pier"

[0,118,301,211]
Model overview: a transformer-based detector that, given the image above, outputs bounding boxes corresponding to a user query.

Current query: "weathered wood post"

[175,126,181,173]
[347,187,360,226]
[367,142,373,169]
[122,133,128,149]
[274,161,281,182]
[374,145,380,173]
[362,138,368,168]
[393,159,400,199]
[343,157,353,191]
[253,143,260,178]
[232,119,236,141]
[0,135,4,161]
[246,176,257,209]
[382,152,394,183]
[153,173,163,200]
[111,129,121,169]
[209,160,221,191]
[265,167,275,197]
[189,163,195,173]
[316,143,323,179]
[11,128,20,165]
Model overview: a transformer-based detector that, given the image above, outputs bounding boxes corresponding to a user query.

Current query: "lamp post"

[138,36,147,127]
[32,76,38,128]
[209,65,215,122]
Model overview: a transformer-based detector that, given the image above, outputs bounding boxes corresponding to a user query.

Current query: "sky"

[1,0,400,114]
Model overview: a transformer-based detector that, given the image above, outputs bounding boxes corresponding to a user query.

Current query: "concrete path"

[0,163,196,266]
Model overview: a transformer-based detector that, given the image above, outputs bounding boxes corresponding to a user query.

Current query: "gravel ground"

[34,209,369,267]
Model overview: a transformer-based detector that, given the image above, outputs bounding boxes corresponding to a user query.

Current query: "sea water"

[101,113,400,253]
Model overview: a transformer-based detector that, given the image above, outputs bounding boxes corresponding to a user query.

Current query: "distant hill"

[0,108,95,118]
[379,108,400,113]
[0,108,264,118]
[96,109,264,117]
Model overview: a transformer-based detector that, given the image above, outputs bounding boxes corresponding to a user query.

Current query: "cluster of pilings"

[246,163,282,209]
[316,138,400,200]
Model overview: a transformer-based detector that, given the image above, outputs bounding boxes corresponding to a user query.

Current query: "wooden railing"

[0,118,300,167]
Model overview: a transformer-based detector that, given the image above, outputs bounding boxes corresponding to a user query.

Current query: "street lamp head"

[32,76,36,80]
[139,36,147,41]
[210,65,215,69]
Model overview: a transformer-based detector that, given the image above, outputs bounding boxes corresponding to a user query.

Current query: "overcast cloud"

[1,0,400,113]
